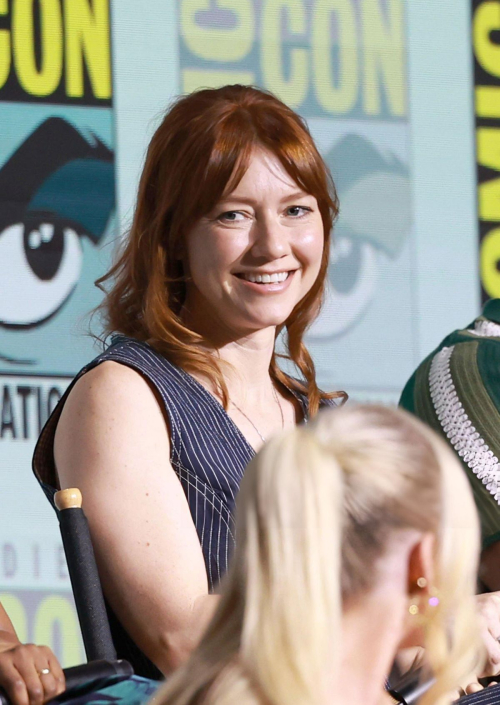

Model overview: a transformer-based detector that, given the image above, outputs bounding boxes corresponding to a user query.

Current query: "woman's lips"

[239,271,290,284]
[234,270,296,293]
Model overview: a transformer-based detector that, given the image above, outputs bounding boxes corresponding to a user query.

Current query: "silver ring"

[38,668,50,676]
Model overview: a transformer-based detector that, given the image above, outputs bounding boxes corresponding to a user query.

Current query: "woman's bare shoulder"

[65,360,161,416]
[55,360,170,477]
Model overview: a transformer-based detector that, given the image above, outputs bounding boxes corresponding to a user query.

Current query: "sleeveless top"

[32,335,334,679]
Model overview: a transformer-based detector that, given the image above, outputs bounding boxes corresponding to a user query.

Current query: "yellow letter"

[481,227,500,297]
[362,0,406,116]
[65,0,111,99]
[34,596,83,668]
[261,0,308,108]
[13,0,62,97]
[312,0,358,115]
[478,127,500,170]
[476,86,500,118]
[0,0,10,88]
[0,593,27,642]
[474,1,500,78]
[181,0,254,62]
[480,179,500,221]
[478,128,500,221]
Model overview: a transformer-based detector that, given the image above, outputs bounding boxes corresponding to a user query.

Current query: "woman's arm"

[0,603,65,705]
[54,361,218,675]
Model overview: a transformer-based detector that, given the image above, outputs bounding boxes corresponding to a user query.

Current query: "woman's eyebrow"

[279,190,310,203]
[219,190,310,207]
[217,195,257,207]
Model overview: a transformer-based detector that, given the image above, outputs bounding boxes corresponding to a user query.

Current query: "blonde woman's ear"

[396,533,437,651]
[407,533,435,596]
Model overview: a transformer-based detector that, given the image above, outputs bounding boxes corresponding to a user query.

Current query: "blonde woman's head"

[159,404,482,705]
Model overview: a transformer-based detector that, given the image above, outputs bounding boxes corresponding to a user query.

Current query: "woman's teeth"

[241,271,290,284]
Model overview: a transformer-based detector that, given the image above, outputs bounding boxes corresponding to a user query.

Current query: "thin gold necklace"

[232,385,284,443]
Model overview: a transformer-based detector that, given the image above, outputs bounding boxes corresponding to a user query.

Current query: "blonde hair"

[158,405,482,705]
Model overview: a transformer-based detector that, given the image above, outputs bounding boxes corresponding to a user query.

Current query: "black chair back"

[55,488,116,662]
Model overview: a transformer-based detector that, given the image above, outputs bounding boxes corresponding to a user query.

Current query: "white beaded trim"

[429,345,500,502]
[469,319,500,338]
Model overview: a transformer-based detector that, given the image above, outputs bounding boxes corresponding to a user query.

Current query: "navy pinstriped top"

[33,335,330,679]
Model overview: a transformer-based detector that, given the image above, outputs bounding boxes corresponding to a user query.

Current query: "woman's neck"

[331,597,402,705]
[181,306,278,403]
[217,333,279,401]
[326,549,411,705]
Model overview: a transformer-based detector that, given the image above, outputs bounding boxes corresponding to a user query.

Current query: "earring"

[408,577,426,613]
[408,590,440,617]
[408,578,439,615]
[428,594,440,607]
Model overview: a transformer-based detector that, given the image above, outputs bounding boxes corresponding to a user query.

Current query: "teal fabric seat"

[50,675,159,705]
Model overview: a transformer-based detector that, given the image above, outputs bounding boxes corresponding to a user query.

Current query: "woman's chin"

[230,310,294,333]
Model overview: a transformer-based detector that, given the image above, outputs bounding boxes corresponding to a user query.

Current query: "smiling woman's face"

[183,148,325,336]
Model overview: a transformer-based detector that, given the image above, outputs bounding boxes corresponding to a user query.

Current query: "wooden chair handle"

[55,488,83,510]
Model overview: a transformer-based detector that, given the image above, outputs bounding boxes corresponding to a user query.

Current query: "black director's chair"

[54,488,117,663]
[0,488,133,705]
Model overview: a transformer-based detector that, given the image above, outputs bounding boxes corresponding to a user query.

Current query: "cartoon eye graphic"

[309,235,378,339]
[308,134,410,340]
[0,117,114,330]
[0,220,82,326]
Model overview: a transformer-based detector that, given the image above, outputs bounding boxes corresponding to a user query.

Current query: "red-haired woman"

[33,85,345,680]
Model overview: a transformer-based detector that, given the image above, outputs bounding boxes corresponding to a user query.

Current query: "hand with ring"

[0,603,65,705]
[0,643,65,705]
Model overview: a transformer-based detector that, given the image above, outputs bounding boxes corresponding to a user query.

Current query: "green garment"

[399,299,500,549]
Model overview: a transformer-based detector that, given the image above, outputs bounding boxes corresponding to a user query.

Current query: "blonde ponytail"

[239,429,344,703]
[157,405,482,705]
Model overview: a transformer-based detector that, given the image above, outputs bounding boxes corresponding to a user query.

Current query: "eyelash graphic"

[0,117,115,330]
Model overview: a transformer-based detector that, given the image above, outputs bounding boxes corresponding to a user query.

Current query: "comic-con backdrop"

[0,0,488,664]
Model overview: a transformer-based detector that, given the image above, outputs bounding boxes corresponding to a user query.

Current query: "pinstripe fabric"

[457,684,500,705]
[33,335,324,679]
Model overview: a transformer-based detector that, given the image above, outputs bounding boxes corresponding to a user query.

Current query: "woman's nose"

[250,218,289,261]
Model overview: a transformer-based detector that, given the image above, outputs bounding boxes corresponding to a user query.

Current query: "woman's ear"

[398,533,436,650]
[407,532,435,595]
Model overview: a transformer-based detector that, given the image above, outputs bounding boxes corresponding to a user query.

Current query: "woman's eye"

[286,205,312,217]
[218,211,246,223]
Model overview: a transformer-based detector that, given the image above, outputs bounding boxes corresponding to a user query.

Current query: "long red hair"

[97,85,345,415]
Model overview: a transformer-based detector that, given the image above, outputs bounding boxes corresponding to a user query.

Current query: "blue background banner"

[0,0,480,665]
